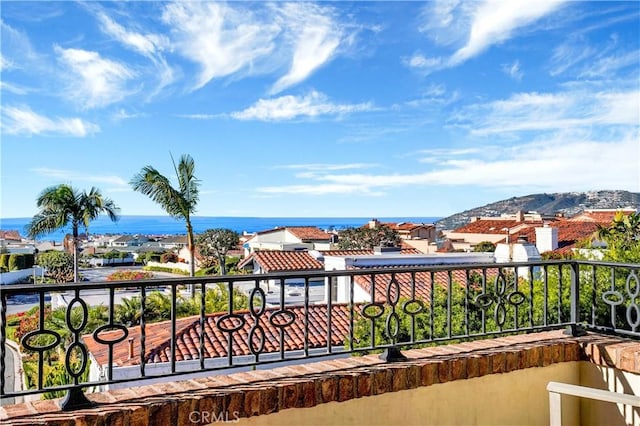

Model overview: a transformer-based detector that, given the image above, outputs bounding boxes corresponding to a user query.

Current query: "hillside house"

[243,226,335,256]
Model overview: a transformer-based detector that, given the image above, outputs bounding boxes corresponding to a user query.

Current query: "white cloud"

[502,60,523,80]
[95,11,167,57]
[413,0,565,71]
[270,3,343,94]
[578,49,640,79]
[55,46,135,109]
[112,109,146,122]
[259,134,638,195]
[275,163,376,172]
[450,1,565,65]
[403,53,442,72]
[31,168,128,187]
[453,89,639,135]
[161,2,279,91]
[93,9,174,95]
[230,91,373,121]
[1,105,99,137]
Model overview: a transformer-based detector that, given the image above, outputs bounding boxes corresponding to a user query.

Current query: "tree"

[337,224,400,250]
[37,251,74,283]
[130,154,200,292]
[196,228,240,275]
[473,241,496,252]
[26,184,120,282]
[596,211,640,263]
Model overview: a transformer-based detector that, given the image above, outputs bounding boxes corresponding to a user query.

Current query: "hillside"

[436,190,640,231]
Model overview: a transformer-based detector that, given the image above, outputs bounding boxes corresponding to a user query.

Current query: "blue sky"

[1,1,639,219]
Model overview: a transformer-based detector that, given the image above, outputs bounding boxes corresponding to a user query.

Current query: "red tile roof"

[238,251,324,272]
[0,230,22,241]
[568,209,635,224]
[286,227,333,241]
[453,220,543,234]
[384,222,434,232]
[83,304,352,366]
[353,267,497,302]
[253,226,332,241]
[320,248,421,256]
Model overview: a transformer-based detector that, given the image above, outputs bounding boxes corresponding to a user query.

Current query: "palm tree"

[130,154,200,291]
[26,184,120,282]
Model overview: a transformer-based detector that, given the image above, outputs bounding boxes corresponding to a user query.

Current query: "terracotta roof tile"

[383,222,434,232]
[452,220,543,234]
[0,230,22,241]
[353,267,497,302]
[320,248,421,256]
[253,226,332,241]
[238,251,324,272]
[83,304,352,366]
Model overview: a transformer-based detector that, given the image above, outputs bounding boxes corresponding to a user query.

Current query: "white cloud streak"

[2,106,99,137]
[270,3,343,94]
[30,168,128,187]
[161,2,279,91]
[450,1,565,65]
[453,90,639,135]
[55,46,136,109]
[411,0,565,72]
[230,91,373,121]
[94,9,174,94]
[502,60,523,81]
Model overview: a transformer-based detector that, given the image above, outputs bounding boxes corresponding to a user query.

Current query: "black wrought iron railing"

[1,260,638,410]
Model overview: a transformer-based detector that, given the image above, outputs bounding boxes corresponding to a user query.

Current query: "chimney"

[535,225,558,253]
[128,337,134,360]
[515,211,525,222]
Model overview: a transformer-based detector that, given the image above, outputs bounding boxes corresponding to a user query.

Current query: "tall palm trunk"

[187,222,196,296]
[72,224,79,283]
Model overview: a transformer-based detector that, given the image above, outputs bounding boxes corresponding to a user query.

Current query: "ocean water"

[0,215,441,242]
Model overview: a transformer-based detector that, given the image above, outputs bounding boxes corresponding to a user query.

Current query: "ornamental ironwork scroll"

[602,270,640,332]
[474,269,526,328]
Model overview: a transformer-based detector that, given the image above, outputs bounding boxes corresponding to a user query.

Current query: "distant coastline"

[0,215,442,243]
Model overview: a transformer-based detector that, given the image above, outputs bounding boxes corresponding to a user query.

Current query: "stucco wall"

[238,362,581,426]
[580,363,640,426]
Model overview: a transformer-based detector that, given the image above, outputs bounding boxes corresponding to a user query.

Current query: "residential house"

[243,226,335,256]
[441,208,637,256]
[82,303,352,391]
[109,235,150,248]
[238,250,325,292]
[321,252,495,304]
[157,235,189,250]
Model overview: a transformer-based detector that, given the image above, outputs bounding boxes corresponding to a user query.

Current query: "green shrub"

[0,254,9,269]
[7,254,20,271]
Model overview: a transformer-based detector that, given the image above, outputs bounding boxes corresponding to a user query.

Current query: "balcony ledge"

[1,330,638,425]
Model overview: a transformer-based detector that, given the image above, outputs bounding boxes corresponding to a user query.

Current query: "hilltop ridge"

[436,190,640,231]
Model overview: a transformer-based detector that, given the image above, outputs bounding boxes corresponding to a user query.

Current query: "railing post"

[565,262,586,337]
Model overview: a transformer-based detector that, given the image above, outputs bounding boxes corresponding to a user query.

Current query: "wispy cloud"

[450,1,565,65]
[30,168,128,187]
[257,134,638,196]
[55,46,136,109]
[112,108,147,122]
[93,8,174,96]
[270,3,343,94]
[452,89,639,135]
[502,60,523,81]
[274,163,376,172]
[411,0,565,72]
[161,2,279,91]
[230,91,373,121]
[1,105,99,137]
